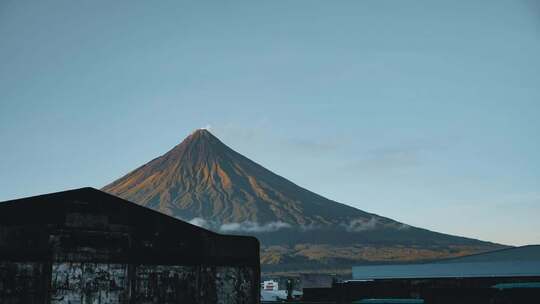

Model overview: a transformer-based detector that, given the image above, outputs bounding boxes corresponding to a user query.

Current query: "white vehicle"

[261,280,279,291]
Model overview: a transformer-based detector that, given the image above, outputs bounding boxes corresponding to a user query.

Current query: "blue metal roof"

[352,246,540,280]
[353,261,540,279]
[492,282,540,289]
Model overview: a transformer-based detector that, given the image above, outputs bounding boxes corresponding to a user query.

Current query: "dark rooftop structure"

[0,187,260,303]
[303,246,540,304]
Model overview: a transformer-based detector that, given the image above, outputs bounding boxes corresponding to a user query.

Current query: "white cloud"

[219,221,291,233]
[342,217,379,232]
[188,217,211,228]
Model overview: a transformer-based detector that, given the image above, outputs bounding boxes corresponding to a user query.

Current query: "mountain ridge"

[103,129,377,226]
[103,129,505,272]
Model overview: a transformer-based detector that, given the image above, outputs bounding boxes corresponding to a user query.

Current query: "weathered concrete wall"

[0,262,257,304]
[134,265,202,303]
[0,261,257,303]
[51,263,128,304]
[0,188,260,303]
[216,266,255,304]
[47,263,254,304]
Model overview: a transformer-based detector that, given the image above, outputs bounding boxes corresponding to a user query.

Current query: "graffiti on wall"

[134,265,198,302]
[50,262,128,304]
[216,266,254,304]
[134,265,254,304]
[0,262,256,304]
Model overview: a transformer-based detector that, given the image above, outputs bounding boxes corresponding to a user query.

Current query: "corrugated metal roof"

[492,282,540,289]
[352,246,540,280]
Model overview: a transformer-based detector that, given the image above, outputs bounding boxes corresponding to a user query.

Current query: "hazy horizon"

[1,0,539,246]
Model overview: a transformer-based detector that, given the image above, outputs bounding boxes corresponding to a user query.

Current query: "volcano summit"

[103,129,503,272]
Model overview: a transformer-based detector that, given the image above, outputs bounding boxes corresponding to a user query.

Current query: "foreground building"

[303,245,540,303]
[0,188,260,304]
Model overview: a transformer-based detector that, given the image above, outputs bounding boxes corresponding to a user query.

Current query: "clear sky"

[1,0,539,246]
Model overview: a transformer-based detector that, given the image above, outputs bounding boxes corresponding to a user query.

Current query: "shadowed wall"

[0,188,260,303]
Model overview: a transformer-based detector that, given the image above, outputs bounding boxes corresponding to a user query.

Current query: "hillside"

[103,129,504,272]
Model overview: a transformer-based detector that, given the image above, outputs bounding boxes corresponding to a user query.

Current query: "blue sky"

[1,0,539,246]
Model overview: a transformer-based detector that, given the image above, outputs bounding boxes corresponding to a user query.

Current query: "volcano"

[103,129,504,272]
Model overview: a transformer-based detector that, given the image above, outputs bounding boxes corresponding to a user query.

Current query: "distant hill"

[103,129,505,272]
[435,245,540,263]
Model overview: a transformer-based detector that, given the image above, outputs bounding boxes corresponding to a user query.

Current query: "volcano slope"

[103,129,504,273]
